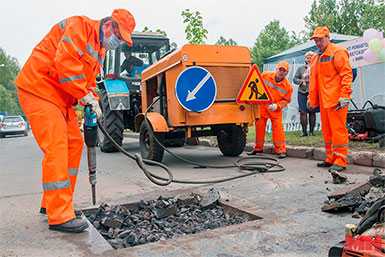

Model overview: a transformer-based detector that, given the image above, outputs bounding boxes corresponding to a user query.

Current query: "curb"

[199,138,385,168]
[125,133,385,168]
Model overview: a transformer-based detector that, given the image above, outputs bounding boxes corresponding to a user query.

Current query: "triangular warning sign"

[236,64,272,104]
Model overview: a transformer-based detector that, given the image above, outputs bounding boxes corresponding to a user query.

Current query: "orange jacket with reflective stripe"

[16,16,105,110]
[308,43,352,109]
[260,71,293,118]
[262,71,293,109]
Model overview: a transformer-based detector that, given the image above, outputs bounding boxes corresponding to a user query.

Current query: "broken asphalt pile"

[322,168,385,218]
[86,190,250,249]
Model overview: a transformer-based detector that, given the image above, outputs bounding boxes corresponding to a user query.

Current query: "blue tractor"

[97,32,170,152]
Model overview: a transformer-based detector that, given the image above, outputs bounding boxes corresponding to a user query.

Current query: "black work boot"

[317,161,333,168]
[247,149,263,156]
[330,170,348,184]
[49,217,89,233]
[277,153,287,159]
[40,207,83,217]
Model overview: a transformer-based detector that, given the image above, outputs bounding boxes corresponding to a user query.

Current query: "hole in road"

[83,192,261,249]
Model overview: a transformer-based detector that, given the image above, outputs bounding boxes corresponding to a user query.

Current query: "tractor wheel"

[139,121,164,162]
[98,88,124,153]
[217,125,246,156]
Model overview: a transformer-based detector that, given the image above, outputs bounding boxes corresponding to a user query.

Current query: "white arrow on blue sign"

[175,66,217,112]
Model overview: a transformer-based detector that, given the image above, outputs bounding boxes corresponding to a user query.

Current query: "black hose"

[362,100,375,110]
[98,121,173,186]
[350,99,359,110]
[97,98,285,186]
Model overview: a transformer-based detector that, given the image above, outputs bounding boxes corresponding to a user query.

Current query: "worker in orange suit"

[308,26,352,172]
[248,61,293,158]
[16,9,136,233]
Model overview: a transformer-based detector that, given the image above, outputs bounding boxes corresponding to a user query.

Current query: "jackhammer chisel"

[83,105,98,205]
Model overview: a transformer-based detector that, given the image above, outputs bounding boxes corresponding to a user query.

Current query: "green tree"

[0,84,21,114]
[0,48,20,91]
[0,48,21,114]
[181,9,208,44]
[251,20,296,67]
[215,36,237,46]
[304,0,385,36]
[304,0,340,35]
[359,0,385,32]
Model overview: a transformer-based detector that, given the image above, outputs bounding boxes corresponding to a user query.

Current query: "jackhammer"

[83,105,98,205]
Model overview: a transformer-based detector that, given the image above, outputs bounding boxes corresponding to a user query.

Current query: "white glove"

[336,98,350,110]
[268,103,278,111]
[81,93,102,119]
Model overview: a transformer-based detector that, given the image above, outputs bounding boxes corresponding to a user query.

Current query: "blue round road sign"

[175,66,217,112]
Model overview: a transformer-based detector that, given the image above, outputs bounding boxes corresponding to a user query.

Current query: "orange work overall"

[16,16,105,225]
[254,71,293,154]
[309,43,352,167]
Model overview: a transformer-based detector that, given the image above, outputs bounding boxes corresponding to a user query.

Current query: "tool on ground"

[329,197,385,257]
[84,105,98,205]
[347,100,385,145]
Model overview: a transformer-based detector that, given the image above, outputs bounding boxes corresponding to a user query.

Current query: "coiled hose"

[97,99,285,186]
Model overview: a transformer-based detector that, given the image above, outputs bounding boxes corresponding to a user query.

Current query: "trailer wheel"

[139,121,165,162]
[217,125,246,156]
[98,88,124,153]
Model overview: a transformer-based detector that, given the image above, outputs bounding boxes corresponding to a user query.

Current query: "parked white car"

[0,115,28,138]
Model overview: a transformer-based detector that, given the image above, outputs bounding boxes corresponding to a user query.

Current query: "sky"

[0,0,313,65]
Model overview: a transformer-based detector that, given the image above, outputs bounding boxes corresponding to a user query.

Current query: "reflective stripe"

[62,35,72,44]
[43,179,70,191]
[62,36,84,56]
[59,74,86,84]
[86,44,99,60]
[58,19,66,30]
[98,56,105,65]
[86,44,104,65]
[264,80,288,95]
[68,168,78,176]
[320,56,334,63]
[334,152,348,160]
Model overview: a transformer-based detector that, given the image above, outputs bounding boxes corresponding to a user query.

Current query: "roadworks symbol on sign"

[236,64,272,104]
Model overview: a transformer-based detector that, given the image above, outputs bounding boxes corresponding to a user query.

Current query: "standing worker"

[248,61,293,158]
[293,51,319,136]
[308,26,352,172]
[15,9,136,233]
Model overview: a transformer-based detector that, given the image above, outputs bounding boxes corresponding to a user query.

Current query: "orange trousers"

[254,109,286,154]
[320,106,349,167]
[18,89,83,225]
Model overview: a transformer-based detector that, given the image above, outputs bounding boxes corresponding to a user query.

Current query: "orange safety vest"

[261,71,293,117]
[309,43,352,108]
[16,16,105,111]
